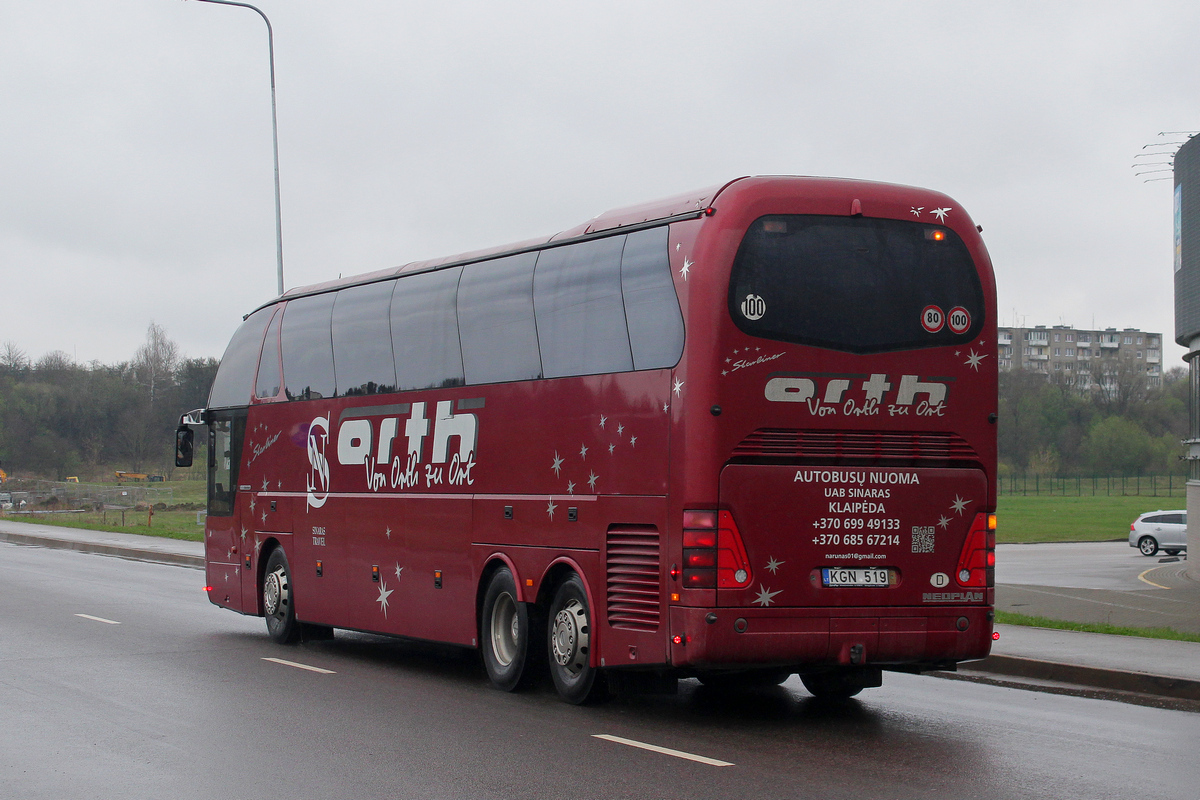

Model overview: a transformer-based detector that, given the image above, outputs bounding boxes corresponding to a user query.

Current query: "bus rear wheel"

[547,574,605,704]
[263,548,300,644]
[480,567,530,691]
[800,668,880,700]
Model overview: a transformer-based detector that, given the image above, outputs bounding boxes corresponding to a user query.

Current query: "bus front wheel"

[547,574,605,704]
[263,548,300,644]
[480,567,530,691]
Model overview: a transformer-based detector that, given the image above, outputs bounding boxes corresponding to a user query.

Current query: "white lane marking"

[592,734,733,767]
[262,657,336,674]
[1137,567,1172,590]
[75,613,120,625]
[1007,584,1193,614]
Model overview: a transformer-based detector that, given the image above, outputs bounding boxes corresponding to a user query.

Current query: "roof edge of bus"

[250,181,749,315]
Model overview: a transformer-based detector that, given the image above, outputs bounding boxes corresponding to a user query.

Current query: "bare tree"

[0,341,29,374]
[132,322,180,409]
[1093,351,1150,417]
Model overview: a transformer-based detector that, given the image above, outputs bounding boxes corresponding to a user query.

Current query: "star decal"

[680,258,692,281]
[262,511,268,524]
[931,207,951,223]
[672,377,684,396]
[547,500,558,519]
[617,423,624,436]
[910,206,924,217]
[240,526,248,543]
[249,497,256,512]
[587,471,598,492]
[608,443,615,455]
[384,526,392,540]
[765,557,784,575]
[254,537,263,555]
[599,415,607,429]
[394,563,404,581]
[261,477,270,492]
[725,357,731,364]
[950,495,970,515]
[376,579,394,618]
[579,443,588,460]
[277,480,282,489]
[566,480,575,495]
[629,435,637,447]
[663,402,670,413]
[551,452,564,477]
[753,584,781,607]
[965,350,987,371]
[938,515,951,529]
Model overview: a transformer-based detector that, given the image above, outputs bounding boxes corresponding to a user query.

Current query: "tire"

[1165,549,1181,556]
[547,574,605,704]
[800,668,879,700]
[480,567,531,691]
[263,548,300,644]
[1138,536,1159,556]
[697,669,792,690]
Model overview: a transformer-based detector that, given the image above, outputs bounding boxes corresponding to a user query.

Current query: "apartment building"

[996,325,1163,388]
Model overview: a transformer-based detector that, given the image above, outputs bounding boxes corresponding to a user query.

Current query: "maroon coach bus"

[177,176,997,703]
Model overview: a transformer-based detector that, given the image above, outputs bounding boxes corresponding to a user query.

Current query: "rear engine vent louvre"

[732,429,979,465]
[606,525,661,632]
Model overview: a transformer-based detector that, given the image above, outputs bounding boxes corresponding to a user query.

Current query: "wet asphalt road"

[2,542,1198,800]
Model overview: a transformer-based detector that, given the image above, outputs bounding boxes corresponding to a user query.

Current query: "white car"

[1129,510,1187,556]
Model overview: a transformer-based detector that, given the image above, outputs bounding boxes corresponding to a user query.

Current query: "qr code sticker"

[911,526,935,554]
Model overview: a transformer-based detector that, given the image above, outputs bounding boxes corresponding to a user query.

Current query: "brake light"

[716,511,753,588]
[955,512,994,588]
[681,509,753,590]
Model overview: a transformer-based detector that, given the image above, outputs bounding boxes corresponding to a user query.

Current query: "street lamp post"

[192,0,285,297]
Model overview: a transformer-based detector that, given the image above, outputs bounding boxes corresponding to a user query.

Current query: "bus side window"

[534,235,632,378]
[457,253,542,385]
[621,226,684,370]
[281,293,337,400]
[209,307,274,409]
[391,267,465,390]
[255,307,283,399]
[333,281,398,396]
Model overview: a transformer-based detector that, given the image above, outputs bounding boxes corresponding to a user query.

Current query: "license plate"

[822,567,890,587]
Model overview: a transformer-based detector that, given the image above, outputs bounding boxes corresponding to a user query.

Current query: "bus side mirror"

[175,427,194,468]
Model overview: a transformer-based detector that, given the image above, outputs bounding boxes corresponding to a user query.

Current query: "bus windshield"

[728,214,984,353]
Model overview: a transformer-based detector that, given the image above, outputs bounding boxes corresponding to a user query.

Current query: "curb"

[960,654,1200,702]
[0,530,204,570]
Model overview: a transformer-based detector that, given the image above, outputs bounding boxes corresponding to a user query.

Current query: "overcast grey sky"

[1,1,1196,367]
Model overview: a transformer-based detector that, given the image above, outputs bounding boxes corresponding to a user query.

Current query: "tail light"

[956,512,995,588]
[681,509,753,589]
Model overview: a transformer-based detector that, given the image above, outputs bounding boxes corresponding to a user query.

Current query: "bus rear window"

[728,215,984,353]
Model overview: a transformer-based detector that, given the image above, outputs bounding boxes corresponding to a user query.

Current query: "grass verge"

[6,510,204,542]
[995,610,1200,644]
[996,494,1180,544]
